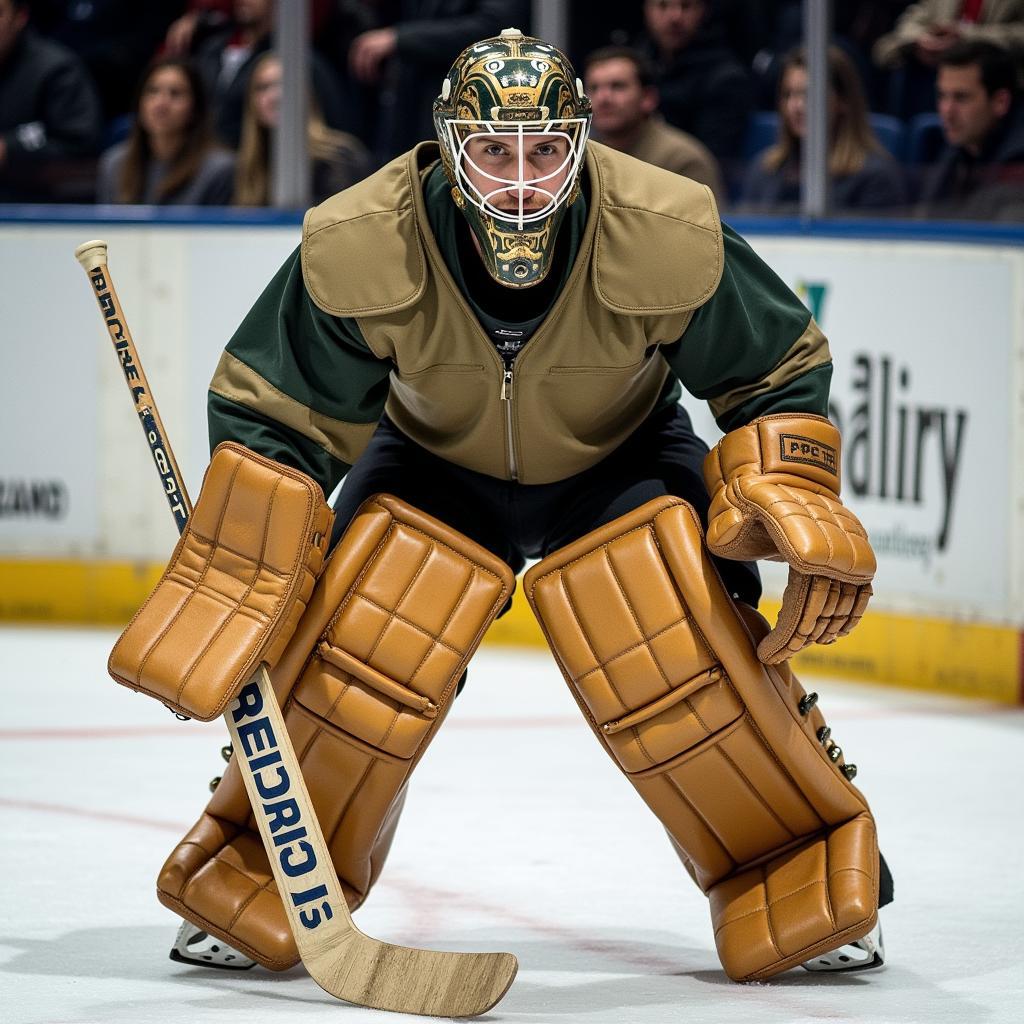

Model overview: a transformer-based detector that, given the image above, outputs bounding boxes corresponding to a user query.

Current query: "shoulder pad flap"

[301,150,426,317]
[589,143,725,315]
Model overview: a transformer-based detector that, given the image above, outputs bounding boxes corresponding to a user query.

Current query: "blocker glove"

[703,413,875,664]
[109,442,334,719]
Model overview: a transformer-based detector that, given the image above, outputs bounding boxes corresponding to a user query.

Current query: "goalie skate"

[169,919,256,971]
[801,921,884,973]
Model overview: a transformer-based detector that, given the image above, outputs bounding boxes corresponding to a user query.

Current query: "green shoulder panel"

[665,222,832,431]
[207,245,391,496]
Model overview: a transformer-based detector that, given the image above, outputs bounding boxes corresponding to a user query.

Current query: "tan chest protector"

[301,142,724,484]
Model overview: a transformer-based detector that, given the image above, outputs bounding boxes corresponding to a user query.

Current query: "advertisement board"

[1,218,1021,698]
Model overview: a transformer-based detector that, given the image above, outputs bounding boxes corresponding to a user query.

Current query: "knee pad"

[525,496,878,981]
[157,494,514,970]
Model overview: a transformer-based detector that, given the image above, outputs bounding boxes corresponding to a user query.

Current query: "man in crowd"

[193,0,344,148]
[635,0,752,172]
[0,0,101,201]
[346,0,530,162]
[874,0,1024,117]
[875,0,1024,68]
[584,44,724,199]
[920,39,1024,218]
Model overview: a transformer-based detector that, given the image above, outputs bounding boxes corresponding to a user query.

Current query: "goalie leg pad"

[157,494,514,970]
[524,496,878,981]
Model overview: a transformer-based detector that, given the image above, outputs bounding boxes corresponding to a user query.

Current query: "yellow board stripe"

[2,560,1020,705]
[0,560,164,626]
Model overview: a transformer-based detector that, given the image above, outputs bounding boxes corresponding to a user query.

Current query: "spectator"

[919,39,1024,218]
[96,56,234,204]
[583,45,725,200]
[747,2,901,112]
[634,0,753,170]
[739,46,908,212]
[873,0,1024,117]
[192,0,344,148]
[32,0,181,121]
[346,0,530,162]
[233,52,371,206]
[0,0,102,202]
[875,0,1024,66]
[163,1,233,57]
[162,0,334,57]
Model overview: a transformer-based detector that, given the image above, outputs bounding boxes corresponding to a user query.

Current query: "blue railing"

[2,203,1023,245]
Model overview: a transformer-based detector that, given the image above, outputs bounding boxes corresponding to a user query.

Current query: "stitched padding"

[731,478,874,578]
[108,443,333,720]
[525,495,879,981]
[158,493,516,970]
[293,519,505,759]
[703,414,875,583]
[709,813,878,980]
[531,523,741,773]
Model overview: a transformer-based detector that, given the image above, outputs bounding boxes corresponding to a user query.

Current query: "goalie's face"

[434,30,592,287]
[460,130,574,225]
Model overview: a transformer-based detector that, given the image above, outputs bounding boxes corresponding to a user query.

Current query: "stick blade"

[307,935,517,1017]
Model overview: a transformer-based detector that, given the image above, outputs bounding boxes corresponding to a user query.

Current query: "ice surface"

[1,625,1021,1023]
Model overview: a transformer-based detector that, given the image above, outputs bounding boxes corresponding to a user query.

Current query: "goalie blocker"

[525,496,880,980]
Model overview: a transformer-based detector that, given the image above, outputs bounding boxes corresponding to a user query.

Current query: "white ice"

[1,625,1022,1024]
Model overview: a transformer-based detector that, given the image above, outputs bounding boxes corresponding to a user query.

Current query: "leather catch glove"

[703,413,875,664]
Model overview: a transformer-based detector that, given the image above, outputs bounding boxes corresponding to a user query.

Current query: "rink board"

[2,560,1020,704]
[1,211,1022,703]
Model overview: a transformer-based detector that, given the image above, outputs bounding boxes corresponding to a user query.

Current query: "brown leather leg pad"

[524,496,878,981]
[157,494,514,970]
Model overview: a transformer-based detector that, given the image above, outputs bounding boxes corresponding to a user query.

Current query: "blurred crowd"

[1,0,1023,220]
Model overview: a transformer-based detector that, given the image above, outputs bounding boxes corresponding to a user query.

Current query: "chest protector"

[301,142,724,484]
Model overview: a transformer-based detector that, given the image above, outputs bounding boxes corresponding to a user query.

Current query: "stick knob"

[74,239,108,271]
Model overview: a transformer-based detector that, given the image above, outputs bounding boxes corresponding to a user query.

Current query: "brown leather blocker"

[108,442,334,721]
[703,414,875,664]
[524,496,878,981]
[157,494,515,969]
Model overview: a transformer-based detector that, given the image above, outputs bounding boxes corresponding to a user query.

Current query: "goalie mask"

[433,28,592,288]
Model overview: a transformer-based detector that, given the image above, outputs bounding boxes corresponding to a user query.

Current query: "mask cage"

[443,117,590,229]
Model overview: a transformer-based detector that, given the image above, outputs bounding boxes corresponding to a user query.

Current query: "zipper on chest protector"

[500,362,518,480]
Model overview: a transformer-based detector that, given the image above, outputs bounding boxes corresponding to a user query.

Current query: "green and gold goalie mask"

[433,28,592,288]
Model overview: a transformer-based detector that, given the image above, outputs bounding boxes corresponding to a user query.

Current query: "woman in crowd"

[97,56,234,205]
[233,52,371,206]
[740,45,908,212]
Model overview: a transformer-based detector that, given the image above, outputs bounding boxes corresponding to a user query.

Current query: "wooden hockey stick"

[74,239,518,1017]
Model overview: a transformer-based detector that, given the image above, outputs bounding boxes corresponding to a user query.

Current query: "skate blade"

[801,922,885,974]
[169,920,257,971]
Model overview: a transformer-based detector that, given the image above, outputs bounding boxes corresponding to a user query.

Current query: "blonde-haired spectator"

[234,52,370,206]
[740,45,908,212]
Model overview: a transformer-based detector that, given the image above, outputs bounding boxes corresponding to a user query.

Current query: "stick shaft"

[76,242,191,531]
[74,239,516,1016]
[74,238,353,948]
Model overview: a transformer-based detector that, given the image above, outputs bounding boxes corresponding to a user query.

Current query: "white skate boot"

[168,919,256,970]
[801,921,884,973]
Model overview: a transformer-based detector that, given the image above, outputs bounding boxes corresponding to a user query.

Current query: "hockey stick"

[74,239,518,1017]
